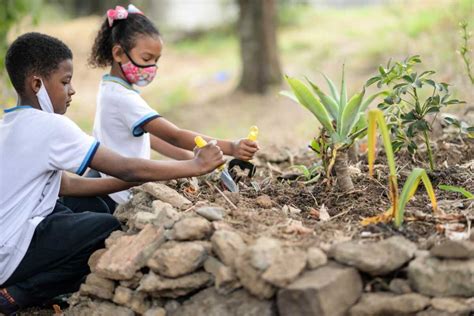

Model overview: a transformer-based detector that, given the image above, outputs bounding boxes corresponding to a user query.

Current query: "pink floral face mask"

[119,50,157,87]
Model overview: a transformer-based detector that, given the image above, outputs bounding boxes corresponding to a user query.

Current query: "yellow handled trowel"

[194,136,239,193]
[228,126,258,182]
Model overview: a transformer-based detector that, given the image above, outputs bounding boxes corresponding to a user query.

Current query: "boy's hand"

[231,138,259,161]
[193,140,225,174]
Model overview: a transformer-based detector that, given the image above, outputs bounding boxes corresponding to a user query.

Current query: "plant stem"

[423,129,435,171]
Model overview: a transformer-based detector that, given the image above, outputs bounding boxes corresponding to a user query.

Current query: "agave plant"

[362,109,439,228]
[281,67,386,191]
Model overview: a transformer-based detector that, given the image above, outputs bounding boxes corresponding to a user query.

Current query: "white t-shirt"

[0,106,99,284]
[93,75,160,204]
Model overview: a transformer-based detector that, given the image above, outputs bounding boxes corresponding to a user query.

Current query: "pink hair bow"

[107,5,128,27]
[107,5,143,27]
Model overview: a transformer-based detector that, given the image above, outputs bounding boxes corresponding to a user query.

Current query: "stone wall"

[68,183,474,316]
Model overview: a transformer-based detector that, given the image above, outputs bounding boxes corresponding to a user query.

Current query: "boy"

[0,32,224,315]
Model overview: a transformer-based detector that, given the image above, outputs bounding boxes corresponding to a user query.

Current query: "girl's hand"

[231,138,259,161]
[193,140,225,174]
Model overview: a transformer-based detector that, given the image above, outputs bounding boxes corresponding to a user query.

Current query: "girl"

[89,4,259,205]
[0,32,223,314]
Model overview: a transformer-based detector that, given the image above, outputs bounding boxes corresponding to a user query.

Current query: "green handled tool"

[194,136,239,193]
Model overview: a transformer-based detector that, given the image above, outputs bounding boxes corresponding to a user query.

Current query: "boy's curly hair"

[6,32,73,94]
[89,13,160,68]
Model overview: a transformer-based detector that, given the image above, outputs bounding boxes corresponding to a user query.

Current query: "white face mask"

[36,79,54,113]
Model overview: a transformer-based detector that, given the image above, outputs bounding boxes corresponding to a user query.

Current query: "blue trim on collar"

[4,105,33,113]
[102,74,139,93]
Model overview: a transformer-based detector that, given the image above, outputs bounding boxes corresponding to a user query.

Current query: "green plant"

[362,109,438,228]
[459,21,474,85]
[367,55,465,171]
[290,163,323,184]
[439,184,474,199]
[282,67,386,191]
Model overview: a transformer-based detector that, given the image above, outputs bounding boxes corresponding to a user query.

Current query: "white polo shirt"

[0,106,99,284]
[93,75,160,204]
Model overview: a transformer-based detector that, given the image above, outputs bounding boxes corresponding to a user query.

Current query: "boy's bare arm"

[89,143,224,183]
[150,134,194,160]
[59,172,141,197]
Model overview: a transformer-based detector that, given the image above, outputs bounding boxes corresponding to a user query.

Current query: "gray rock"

[307,247,328,269]
[68,301,134,316]
[430,240,474,259]
[113,286,150,314]
[141,182,192,210]
[235,249,276,299]
[170,287,276,316]
[143,307,166,316]
[133,211,159,229]
[171,217,213,241]
[88,248,107,274]
[249,237,282,271]
[329,236,417,276]
[152,200,181,229]
[119,271,143,290]
[204,256,241,294]
[277,263,362,316]
[196,206,226,221]
[147,241,208,277]
[96,225,165,280]
[408,255,474,297]
[431,297,474,314]
[349,292,430,316]
[104,230,126,249]
[164,300,181,314]
[211,230,246,267]
[389,278,413,294]
[138,271,212,298]
[262,247,307,287]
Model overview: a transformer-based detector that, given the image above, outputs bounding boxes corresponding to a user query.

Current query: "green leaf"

[396,168,437,227]
[306,77,340,121]
[322,73,340,104]
[361,91,388,111]
[439,184,474,199]
[279,90,299,103]
[285,76,337,138]
[339,89,365,138]
[340,64,347,111]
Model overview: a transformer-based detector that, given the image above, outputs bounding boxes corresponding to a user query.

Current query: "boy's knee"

[100,214,121,233]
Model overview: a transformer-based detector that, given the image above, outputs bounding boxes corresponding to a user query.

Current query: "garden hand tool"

[194,136,239,193]
[228,126,258,183]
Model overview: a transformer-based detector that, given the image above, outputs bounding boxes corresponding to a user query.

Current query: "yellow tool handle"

[194,136,224,171]
[247,126,259,141]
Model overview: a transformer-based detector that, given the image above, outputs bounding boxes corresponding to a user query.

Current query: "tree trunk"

[237,0,282,94]
[333,150,354,192]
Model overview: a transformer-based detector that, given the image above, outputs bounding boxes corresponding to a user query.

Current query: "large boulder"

[349,292,430,316]
[430,240,474,259]
[138,271,212,298]
[277,263,362,316]
[408,255,474,297]
[147,241,208,278]
[211,230,246,267]
[95,225,165,280]
[171,217,213,241]
[141,182,192,210]
[170,287,276,316]
[329,236,417,276]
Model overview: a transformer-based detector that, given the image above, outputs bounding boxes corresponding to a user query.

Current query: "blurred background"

[1,0,473,152]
